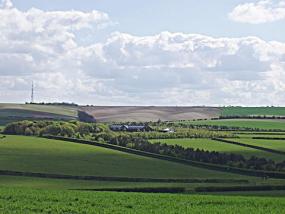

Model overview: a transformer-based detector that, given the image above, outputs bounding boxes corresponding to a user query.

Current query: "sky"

[0,0,285,106]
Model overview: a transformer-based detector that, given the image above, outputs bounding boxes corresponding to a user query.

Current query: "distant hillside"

[0,104,78,125]
[81,106,221,122]
[2,104,284,125]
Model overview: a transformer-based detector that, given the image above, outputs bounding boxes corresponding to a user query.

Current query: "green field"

[229,138,285,154]
[0,176,199,190]
[150,138,285,162]
[0,135,246,179]
[222,107,285,117]
[0,188,285,214]
[179,119,285,130]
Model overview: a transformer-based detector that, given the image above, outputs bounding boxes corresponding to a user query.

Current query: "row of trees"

[3,120,103,138]
[25,102,79,107]
[128,129,233,139]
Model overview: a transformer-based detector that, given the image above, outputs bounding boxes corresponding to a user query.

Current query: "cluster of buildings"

[109,124,174,133]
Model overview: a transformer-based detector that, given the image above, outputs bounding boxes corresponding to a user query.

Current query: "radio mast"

[31,81,34,103]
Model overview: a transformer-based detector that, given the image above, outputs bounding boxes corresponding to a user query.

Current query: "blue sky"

[12,0,285,42]
[1,0,285,105]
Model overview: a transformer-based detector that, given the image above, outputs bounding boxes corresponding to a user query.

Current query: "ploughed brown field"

[81,106,221,122]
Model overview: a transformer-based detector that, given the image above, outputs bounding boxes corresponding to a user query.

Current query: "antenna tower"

[31,81,34,103]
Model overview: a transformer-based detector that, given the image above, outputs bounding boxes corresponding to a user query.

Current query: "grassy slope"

[1,188,285,214]
[180,119,285,130]
[0,104,78,125]
[0,135,246,179]
[222,107,285,116]
[150,138,285,162]
[0,104,77,117]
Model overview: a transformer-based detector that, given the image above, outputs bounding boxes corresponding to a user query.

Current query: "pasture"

[150,138,285,162]
[228,138,285,154]
[0,188,285,214]
[222,107,285,117]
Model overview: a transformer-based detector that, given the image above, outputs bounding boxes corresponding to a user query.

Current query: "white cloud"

[79,32,285,105]
[229,0,285,24]
[1,0,13,9]
[1,1,285,106]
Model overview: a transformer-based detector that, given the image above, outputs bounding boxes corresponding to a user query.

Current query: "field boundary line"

[252,137,285,140]
[195,185,285,193]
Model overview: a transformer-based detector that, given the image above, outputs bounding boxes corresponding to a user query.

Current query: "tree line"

[2,120,102,139]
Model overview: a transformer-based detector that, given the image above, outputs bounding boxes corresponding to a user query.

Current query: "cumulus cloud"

[79,32,285,105]
[1,1,285,105]
[229,0,285,24]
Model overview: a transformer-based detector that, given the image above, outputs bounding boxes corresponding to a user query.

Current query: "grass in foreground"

[0,135,246,179]
[150,138,285,162]
[1,188,285,214]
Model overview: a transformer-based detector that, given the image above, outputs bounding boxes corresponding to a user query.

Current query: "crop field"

[150,138,285,162]
[178,119,285,130]
[0,135,245,179]
[0,188,285,214]
[222,107,285,117]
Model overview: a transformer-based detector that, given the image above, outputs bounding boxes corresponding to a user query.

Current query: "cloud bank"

[0,0,285,106]
[229,0,285,24]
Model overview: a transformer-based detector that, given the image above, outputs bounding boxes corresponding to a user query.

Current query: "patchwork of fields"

[1,105,285,212]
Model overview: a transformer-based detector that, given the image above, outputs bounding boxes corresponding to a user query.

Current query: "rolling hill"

[0,104,78,125]
[0,135,247,180]
[82,106,221,122]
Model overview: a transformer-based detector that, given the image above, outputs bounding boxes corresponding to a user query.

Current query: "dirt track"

[82,106,221,122]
